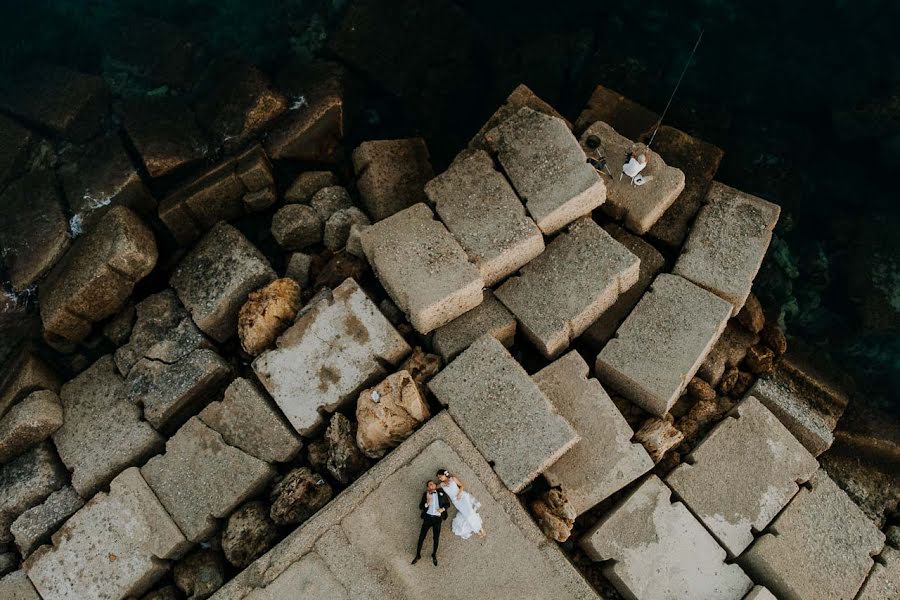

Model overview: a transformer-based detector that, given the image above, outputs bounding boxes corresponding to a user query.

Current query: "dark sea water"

[1,0,898,415]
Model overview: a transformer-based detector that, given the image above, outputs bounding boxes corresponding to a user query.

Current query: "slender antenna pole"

[647,28,704,148]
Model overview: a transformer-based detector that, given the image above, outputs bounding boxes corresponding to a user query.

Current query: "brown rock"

[0,351,60,421]
[718,367,740,396]
[634,416,684,463]
[285,171,338,204]
[352,138,434,222]
[269,466,333,525]
[574,84,659,139]
[355,371,431,458]
[0,390,63,464]
[102,302,136,347]
[530,488,576,543]
[306,439,329,473]
[313,252,368,291]
[736,293,766,334]
[221,501,279,568]
[686,377,716,403]
[745,344,776,375]
[697,321,760,387]
[324,413,369,485]
[173,549,224,600]
[271,204,322,250]
[141,586,181,600]
[761,322,788,355]
[677,399,723,443]
[399,347,442,387]
[238,278,301,356]
[732,371,754,398]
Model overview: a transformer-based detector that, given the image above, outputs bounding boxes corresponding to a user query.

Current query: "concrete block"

[352,138,434,222]
[580,475,754,600]
[24,467,189,600]
[432,290,516,361]
[427,149,544,285]
[581,224,665,348]
[0,570,41,600]
[674,182,780,314]
[285,171,338,204]
[199,377,303,463]
[743,586,777,600]
[0,443,67,544]
[53,355,163,498]
[574,84,659,139]
[534,352,652,516]
[428,335,579,493]
[579,121,685,234]
[856,545,900,600]
[0,351,60,421]
[141,417,275,542]
[40,206,158,342]
[271,204,323,250]
[0,390,63,464]
[171,222,276,342]
[739,469,885,600]
[470,84,571,150]
[596,274,732,416]
[360,203,484,334]
[11,486,84,557]
[484,107,605,234]
[253,278,410,435]
[496,217,639,358]
[666,396,819,557]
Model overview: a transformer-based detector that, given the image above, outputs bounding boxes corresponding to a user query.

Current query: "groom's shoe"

[432,555,438,566]
[411,556,420,565]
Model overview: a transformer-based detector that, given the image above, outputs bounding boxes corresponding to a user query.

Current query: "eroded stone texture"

[361,203,484,334]
[355,370,431,458]
[174,549,225,600]
[580,475,753,600]
[0,390,63,464]
[530,488,577,543]
[596,274,732,416]
[141,417,275,542]
[739,469,885,600]
[0,443,67,544]
[667,397,818,557]
[310,185,353,222]
[238,278,301,357]
[633,416,684,463]
[285,252,313,287]
[428,335,579,493]
[324,207,370,252]
[496,217,639,358]
[271,204,322,250]
[53,355,163,498]
[24,468,189,600]
[574,84,659,139]
[285,171,338,204]
[470,84,571,150]
[432,290,516,362]
[352,138,434,222]
[11,486,84,557]
[0,351,60,421]
[535,352,652,516]
[269,466,333,526]
[427,149,544,285]
[484,107,605,234]
[221,501,280,569]
[199,377,302,463]
[698,322,760,386]
[40,206,157,342]
[323,413,370,485]
[253,278,411,435]
[171,222,276,343]
[856,545,900,600]
[673,182,780,315]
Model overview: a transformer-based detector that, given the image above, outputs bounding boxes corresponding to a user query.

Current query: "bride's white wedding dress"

[441,479,483,539]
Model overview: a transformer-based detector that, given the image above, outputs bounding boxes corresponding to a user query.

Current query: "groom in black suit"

[412,480,451,566]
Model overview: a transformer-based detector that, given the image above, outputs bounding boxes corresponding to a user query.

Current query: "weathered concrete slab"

[666,396,818,557]
[253,278,410,436]
[856,545,900,600]
[432,291,516,362]
[0,389,63,464]
[0,443,67,544]
[0,570,41,600]
[40,206,158,342]
[361,203,484,334]
[580,475,754,600]
[171,222,276,342]
[200,377,302,463]
[427,149,544,285]
[53,355,163,498]
[214,412,599,600]
[10,486,83,557]
[574,84,659,139]
[24,467,189,600]
[142,417,275,542]
[0,350,60,421]
[674,182,780,314]
[352,138,434,222]
[484,107,605,234]
[534,352,652,516]
[581,224,665,348]
[496,217,639,358]
[739,469,885,600]
[579,121,684,234]
[596,274,732,416]
[0,170,71,292]
[470,84,571,150]
[428,335,578,493]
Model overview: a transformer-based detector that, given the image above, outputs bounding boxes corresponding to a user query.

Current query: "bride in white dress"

[437,469,485,539]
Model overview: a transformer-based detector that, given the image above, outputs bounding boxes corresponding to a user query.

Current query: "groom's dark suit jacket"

[420,489,450,520]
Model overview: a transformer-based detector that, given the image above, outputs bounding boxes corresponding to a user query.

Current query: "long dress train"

[441,479,483,539]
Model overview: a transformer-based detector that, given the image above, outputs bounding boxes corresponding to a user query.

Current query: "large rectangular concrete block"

[432,290,516,362]
[596,274,732,416]
[0,570,40,600]
[739,469,885,600]
[428,335,579,493]
[360,203,484,334]
[0,350,60,421]
[666,396,818,557]
[470,84,571,150]
[674,182,780,315]
[427,149,544,285]
[856,545,900,600]
[580,475,754,600]
[484,107,605,234]
[496,217,640,358]
[11,486,83,558]
[0,443,67,544]
[352,138,434,222]
[574,84,659,139]
[253,278,411,435]
[534,352,652,516]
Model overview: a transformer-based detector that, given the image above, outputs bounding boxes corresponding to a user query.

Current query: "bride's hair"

[436,468,450,477]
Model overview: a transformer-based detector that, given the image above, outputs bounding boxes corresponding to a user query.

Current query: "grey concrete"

[666,396,818,557]
[213,412,599,600]
[856,545,900,600]
[285,171,338,204]
[324,207,370,251]
[11,486,84,557]
[580,475,754,600]
[253,278,411,435]
[271,204,322,250]
[739,469,885,600]
[284,252,313,288]
[596,274,732,416]
[432,290,516,362]
[360,203,484,334]
[24,467,189,600]
[352,138,434,222]
[427,149,544,285]
[470,84,571,150]
[0,350,60,421]
[534,351,652,516]
[674,182,780,315]
[743,586,777,600]
[0,570,41,600]
[0,443,67,544]
[496,217,639,358]
[310,185,353,221]
[428,335,579,493]
[484,107,605,234]
[0,390,63,464]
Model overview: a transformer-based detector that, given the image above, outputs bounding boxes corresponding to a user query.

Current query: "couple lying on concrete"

[412,468,486,566]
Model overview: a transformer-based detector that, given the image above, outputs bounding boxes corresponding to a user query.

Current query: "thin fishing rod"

[647,27,704,148]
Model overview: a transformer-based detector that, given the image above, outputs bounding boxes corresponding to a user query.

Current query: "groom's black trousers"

[416,515,442,557]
